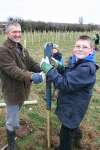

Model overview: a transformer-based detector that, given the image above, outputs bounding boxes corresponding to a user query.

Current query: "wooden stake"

[47,110,51,148]
[0,100,38,108]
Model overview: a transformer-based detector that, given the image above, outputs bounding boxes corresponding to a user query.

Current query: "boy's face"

[73,39,93,59]
[52,48,58,54]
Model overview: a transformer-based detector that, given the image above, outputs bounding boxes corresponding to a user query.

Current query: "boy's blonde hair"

[77,35,94,48]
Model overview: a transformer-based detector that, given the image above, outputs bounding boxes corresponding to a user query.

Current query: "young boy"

[40,35,98,150]
[52,44,64,64]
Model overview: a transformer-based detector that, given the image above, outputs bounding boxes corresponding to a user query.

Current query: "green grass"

[0,31,100,149]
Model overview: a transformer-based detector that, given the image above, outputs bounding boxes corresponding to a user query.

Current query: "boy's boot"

[73,137,82,148]
[72,128,83,149]
[54,148,60,150]
[6,129,16,150]
[54,147,60,150]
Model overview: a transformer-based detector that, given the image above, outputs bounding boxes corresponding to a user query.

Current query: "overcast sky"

[0,0,100,24]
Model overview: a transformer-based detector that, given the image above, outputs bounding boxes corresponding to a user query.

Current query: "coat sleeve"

[24,49,41,72]
[0,47,32,82]
[47,63,96,91]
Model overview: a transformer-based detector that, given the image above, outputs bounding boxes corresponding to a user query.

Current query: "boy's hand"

[40,56,53,74]
[39,72,46,82]
[51,57,60,68]
[51,57,64,69]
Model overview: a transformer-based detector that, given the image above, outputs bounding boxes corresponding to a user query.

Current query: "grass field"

[0,31,100,150]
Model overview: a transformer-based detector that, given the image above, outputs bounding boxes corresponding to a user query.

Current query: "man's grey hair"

[5,22,21,33]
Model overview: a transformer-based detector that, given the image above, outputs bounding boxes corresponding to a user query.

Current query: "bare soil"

[0,119,99,150]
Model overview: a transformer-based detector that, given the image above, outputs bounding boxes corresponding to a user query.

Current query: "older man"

[0,22,44,150]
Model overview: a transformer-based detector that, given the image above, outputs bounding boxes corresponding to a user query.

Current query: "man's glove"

[40,56,53,74]
[51,57,64,69]
[31,72,45,84]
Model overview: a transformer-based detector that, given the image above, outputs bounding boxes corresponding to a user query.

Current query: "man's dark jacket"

[47,59,97,128]
[0,39,41,105]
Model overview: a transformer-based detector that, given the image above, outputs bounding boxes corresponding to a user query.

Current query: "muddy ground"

[0,119,99,150]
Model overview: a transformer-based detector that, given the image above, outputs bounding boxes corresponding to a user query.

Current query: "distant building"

[79,16,84,24]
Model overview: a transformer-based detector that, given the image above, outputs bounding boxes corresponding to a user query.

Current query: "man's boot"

[6,129,16,150]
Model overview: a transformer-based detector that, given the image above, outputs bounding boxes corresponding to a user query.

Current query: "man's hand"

[31,72,45,84]
[40,56,53,74]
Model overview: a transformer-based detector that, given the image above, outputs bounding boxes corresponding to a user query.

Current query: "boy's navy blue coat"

[47,59,97,129]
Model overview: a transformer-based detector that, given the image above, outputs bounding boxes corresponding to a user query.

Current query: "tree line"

[2,17,100,32]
